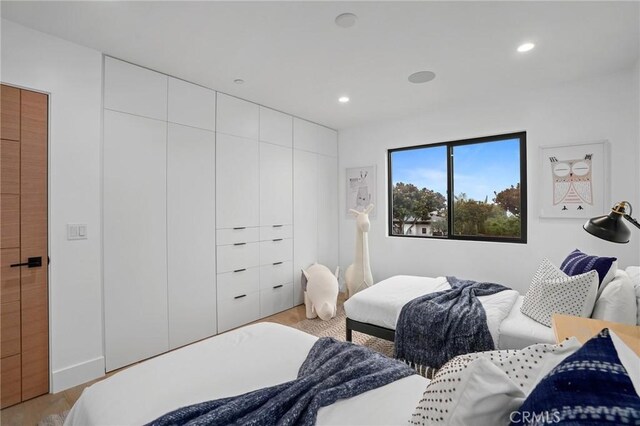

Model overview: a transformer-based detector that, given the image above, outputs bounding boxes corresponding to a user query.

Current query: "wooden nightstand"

[551,314,640,356]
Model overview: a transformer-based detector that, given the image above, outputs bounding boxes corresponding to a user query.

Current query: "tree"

[494,183,521,216]
[392,182,446,234]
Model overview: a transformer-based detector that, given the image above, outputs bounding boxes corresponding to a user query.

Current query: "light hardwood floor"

[1,303,308,425]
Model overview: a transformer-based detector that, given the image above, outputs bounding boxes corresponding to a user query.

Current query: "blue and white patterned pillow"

[511,328,640,425]
[560,249,617,287]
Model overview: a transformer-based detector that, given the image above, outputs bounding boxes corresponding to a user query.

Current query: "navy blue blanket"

[394,276,510,373]
[147,337,415,426]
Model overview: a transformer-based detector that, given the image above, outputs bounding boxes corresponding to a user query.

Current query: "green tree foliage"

[453,185,521,237]
[493,183,521,215]
[392,182,522,238]
[392,182,446,234]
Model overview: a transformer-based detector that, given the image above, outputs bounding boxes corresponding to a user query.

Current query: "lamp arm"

[623,214,640,230]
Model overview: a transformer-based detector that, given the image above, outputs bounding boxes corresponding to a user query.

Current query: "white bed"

[65,322,429,426]
[343,275,552,350]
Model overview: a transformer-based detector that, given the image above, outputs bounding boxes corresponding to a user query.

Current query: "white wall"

[1,19,104,391]
[339,68,640,294]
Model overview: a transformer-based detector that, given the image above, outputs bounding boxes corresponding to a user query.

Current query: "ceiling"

[2,1,638,130]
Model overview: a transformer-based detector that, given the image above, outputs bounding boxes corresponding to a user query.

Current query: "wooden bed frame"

[345,317,395,342]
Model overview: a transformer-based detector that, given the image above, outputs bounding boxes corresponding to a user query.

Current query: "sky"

[390,138,521,202]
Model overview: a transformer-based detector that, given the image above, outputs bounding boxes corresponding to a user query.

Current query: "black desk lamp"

[583,201,640,243]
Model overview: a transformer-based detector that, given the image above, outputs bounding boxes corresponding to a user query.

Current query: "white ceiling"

[2,1,638,130]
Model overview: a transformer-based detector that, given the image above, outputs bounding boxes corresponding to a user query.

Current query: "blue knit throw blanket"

[147,337,415,426]
[394,276,510,374]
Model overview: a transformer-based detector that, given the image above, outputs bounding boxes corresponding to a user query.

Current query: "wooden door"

[0,84,49,408]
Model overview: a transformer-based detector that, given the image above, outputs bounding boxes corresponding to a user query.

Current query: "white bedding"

[343,275,520,347]
[65,322,429,426]
[498,296,556,349]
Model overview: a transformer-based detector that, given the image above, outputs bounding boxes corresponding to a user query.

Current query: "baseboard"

[51,356,105,393]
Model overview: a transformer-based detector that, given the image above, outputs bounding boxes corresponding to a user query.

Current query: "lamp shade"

[583,211,631,244]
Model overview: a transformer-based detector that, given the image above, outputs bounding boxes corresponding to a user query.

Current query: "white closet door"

[293,149,318,305]
[167,123,216,350]
[104,57,167,120]
[103,110,168,371]
[317,154,339,269]
[216,93,259,140]
[260,143,292,226]
[259,107,292,147]
[216,133,259,228]
[168,78,216,131]
[293,118,337,156]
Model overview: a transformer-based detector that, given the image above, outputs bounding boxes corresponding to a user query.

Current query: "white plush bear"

[302,263,340,321]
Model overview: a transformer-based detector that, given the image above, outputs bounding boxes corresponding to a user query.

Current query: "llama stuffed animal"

[302,263,339,321]
[345,204,374,298]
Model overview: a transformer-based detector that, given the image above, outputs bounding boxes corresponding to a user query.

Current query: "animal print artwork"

[550,154,593,211]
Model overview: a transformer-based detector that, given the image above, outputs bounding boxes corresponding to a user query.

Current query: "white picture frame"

[346,166,376,218]
[539,141,610,218]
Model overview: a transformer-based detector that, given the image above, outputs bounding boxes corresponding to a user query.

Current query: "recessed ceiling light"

[408,71,436,84]
[234,79,244,84]
[338,96,350,103]
[517,42,535,53]
[335,13,357,28]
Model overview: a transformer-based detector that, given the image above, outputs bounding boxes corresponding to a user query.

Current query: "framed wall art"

[346,166,376,218]
[539,141,610,218]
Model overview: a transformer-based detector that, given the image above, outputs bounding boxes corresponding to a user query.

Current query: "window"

[388,132,527,243]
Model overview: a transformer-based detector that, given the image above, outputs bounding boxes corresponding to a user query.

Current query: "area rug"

[290,305,394,357]
[37,410,68,426]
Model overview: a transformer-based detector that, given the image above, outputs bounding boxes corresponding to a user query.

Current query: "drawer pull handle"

[234,294,247,299]
[273,285,284,289]
[272,238,283,242]
[273,262,283,265]
[234,242,246,246]
[273,225,283,228]
[233,268,246,273]
[233,227,246,230]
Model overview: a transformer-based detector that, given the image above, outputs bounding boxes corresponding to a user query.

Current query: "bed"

[65,322,429,426]
[343,275,555,350]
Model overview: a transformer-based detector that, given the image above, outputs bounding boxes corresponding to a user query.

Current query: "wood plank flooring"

[1,303,309,425]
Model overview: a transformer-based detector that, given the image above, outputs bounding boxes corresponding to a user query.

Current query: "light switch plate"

[67,224,88,240]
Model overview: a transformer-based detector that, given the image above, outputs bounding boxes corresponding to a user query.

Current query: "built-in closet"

[102,57,338,371]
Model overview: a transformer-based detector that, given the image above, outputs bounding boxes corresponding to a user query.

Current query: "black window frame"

[387,131,527,244]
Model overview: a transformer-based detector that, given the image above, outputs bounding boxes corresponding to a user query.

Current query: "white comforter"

[343,275,553,349]
[65,322,429,426]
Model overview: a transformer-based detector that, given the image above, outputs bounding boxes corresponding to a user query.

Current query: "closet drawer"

[218,292,260,333]
[259,239,293,265]
[260,225,292,241]
[217,267,260,300]
[217,242,259,273]
[259,261,293,290]
[216,227,260,246]
[260,284,294,318]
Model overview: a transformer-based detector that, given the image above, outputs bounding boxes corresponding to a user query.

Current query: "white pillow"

[521,259,598,327]
[625,266,640,325]
[409,339,581,426]
[591,270,637,325]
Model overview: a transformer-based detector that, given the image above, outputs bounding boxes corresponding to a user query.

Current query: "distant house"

[393,211,446,236]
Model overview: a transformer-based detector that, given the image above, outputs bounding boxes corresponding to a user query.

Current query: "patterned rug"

[291,305,394,357]
[37,410,68,426]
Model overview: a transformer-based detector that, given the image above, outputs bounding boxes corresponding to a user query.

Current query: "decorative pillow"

[591,270,637,325]
[521,259,598,327]
[560,248,617,289]
[409,339,580,426]
[625,266,640,325]
[511,329,640,425]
